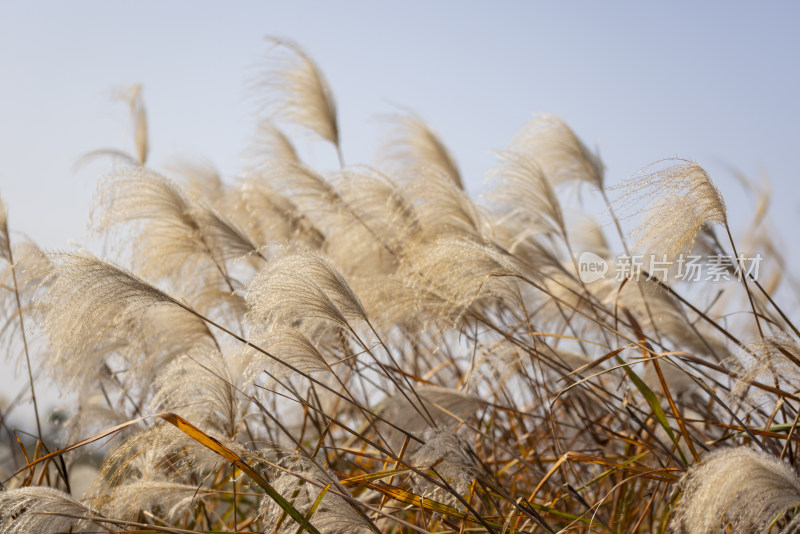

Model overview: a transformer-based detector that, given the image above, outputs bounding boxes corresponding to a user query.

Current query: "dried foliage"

[1,38,798,534]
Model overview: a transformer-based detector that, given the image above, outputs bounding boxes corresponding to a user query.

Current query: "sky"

[1,1,799,418]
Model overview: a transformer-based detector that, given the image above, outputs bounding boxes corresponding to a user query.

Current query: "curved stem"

[3,227,42,441]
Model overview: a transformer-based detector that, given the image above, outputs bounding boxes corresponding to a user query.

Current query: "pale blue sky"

[0,1,798,415]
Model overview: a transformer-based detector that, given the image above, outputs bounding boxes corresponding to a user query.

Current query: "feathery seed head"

[378,113,462,189]
[258,454,371,534]
[616,159,728,262]
[257,37,339,146]
[671,447,800,533]
[0,487,100,534]
[508,114,604,188]
[246,119,300,164]
[39,253,211,389]
[410,428,478,508]
[246,249,367,330]
[488,149,566,238]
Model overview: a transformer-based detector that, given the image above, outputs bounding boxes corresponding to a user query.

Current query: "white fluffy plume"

[0,487,101,534]
[256,37,339,146]
[508,114,604,188]
[616,159,728,261]
[378,113,462,189]
[671,447,800,533]
[246,249,367,330]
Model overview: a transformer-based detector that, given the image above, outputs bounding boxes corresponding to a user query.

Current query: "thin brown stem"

[3,226,42,441]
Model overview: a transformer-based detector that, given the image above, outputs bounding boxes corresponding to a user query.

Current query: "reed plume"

[378,113,462,189]
[508,114,604,188]
[671,447,800,533]
[615,159,728,261]
[0,487,100,534]
[256,38,339,149]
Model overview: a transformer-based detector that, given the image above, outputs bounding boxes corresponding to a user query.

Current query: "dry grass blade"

[0,199,9,262]
[157,413,323,534]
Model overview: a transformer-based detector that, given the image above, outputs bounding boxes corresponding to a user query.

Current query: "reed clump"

[0,38,798,533]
